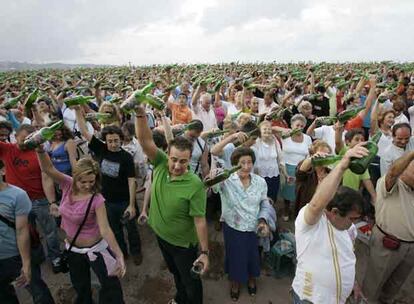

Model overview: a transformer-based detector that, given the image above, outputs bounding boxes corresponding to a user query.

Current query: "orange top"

[170,103,192,125]
[345,115,363,131]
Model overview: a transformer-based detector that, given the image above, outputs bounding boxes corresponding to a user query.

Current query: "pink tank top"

[58,175,105,240]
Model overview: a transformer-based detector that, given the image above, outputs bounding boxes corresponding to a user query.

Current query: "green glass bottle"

[348,132,382,175]
[336,106,365,124]
[281,128,303,139]
[204,165,242,187]
[85,112,112,123]
[230,111,242,121]
[311,155,343,167]
[267,107,290,121]
[165,83,178,92]
[214,80,224,92]
[234,128,260,147]
[205,129,228,140]
[64,95,95,107]
[120,82,156,112]
[0,93,24,110]
[25,89,39,112]
[108,96,123,104]
[315,116,338,127]
[142,94,166,111]
[336,80,352,90]
[175,120,201,136]
[377,95,388,104]
[23,120,64,150]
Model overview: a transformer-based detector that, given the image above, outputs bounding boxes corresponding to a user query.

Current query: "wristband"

[200,250,209,257]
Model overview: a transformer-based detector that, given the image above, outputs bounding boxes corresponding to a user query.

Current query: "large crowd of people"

[0,62,414,304]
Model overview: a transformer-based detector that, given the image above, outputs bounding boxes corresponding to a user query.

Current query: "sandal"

[230,288,240,301]
[248,284,257,296]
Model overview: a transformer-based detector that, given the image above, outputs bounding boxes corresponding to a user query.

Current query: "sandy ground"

[16,214,414,304]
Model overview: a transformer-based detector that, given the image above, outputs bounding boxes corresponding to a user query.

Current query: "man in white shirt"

[380,123,414,176]
[257,91,277,115]
[292,143,369,304]
[191,93,218,132]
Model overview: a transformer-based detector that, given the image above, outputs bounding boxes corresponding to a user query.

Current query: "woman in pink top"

[36,148,126,304]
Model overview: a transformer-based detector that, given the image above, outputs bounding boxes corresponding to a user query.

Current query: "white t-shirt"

[282,135,312,166]
[62,106,94,135]
[191,104,218,132]
[252,138,280,178]
[394,113,409,125]
[257,98,277,115]
[408,105,414,134]
[292,206,356,304]
[376,132,393,158]
[314,125,336,153]
[221,101,238,116]
[380,137,414,176]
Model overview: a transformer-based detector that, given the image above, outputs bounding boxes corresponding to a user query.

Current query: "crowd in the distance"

[1,62,414,304]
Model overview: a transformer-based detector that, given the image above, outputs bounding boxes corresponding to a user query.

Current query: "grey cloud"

[0,0,179,62]
[198,0,310,34]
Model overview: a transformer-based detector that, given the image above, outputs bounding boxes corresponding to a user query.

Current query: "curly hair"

[308,140,332,155]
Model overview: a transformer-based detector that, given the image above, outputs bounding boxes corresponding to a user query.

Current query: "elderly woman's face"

[237,155,253,178]
[291,119,306,130]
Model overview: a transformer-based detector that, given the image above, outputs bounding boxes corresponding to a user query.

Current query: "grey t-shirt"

[0,185,32,259]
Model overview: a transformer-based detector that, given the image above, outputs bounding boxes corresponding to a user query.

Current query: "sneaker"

[282,215,289,222]
[52,257,62,274]
[132,253,143,266]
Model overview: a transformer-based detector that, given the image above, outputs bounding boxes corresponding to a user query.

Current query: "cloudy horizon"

[1,0,413,65]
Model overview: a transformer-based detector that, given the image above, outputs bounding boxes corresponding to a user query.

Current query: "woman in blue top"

[45,122,77,176]
[212,147,271,301]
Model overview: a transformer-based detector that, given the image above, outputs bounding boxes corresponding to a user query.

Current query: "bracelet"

[200,250,209,257]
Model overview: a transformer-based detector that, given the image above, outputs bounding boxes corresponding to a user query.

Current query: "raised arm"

[74,106,93,142]
[334,122,345,155]
[304,143,369,225]
[135,106,158,162]
[358,76,377,120]
[191,84,202,112]
[385,151,414,191]
[36,147,67,184]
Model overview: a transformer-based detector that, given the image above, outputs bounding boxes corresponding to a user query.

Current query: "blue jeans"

[31,198,61,260]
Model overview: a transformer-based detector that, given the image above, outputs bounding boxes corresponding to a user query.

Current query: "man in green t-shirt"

[335,127,377,204]
[135,105,208,304]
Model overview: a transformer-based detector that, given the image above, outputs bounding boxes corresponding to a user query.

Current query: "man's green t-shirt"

[338,146,370,190]
[148,149,206,248]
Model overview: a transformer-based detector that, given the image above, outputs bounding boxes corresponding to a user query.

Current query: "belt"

[376,225,414,243]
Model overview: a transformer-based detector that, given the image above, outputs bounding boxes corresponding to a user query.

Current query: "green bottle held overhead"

[282,128,303,139]
[315,116,338,128]
[0,93,24,110]
[175,120,201,136]
[142,94,166,111]
[348,131,382,175]
[267,107,290,121]
[64,95,95,107]
[234,128,260,147]
[336,106,365,124]
[108,96,123,104]
[204,165,242,188]
[120,82,156,112]
[312,155,342,167]
[25,89,39,112]
[85,112,112,123]
[205,129,228,140]
[23,120,64,150]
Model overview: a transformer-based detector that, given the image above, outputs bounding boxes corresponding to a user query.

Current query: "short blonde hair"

[308,140,332,155]
[72,157,101,194]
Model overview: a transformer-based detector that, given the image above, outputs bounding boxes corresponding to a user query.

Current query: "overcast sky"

[1,0,413,65]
